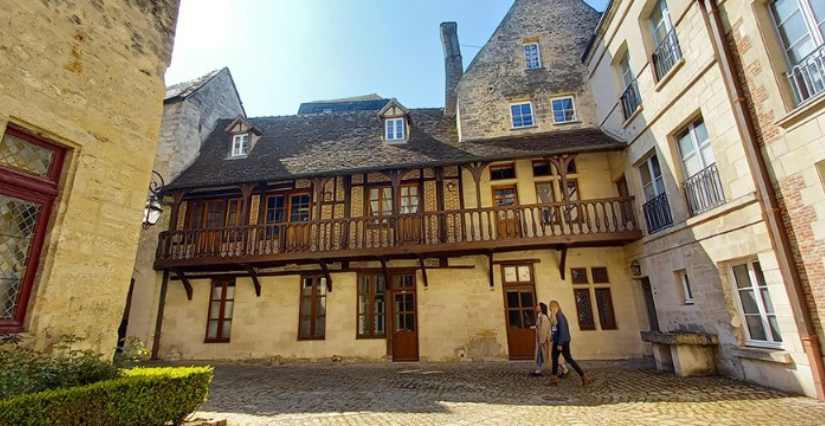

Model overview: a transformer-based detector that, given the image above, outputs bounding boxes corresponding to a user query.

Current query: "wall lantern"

[629,260,642,277]
[142,170,165,229]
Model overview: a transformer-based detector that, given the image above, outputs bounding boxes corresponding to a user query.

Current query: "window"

[639,154,672,233]
[510,102,534,128]
[492,186,518,207]
[0,128,65,331]
[592,267,609,284]
[532,160,552,177]
[385,118,406,141]
[551,96,578,124]
[184,198,244,229]
[650,0,682,80]
[595,288,617,330]
[265,195,286,224]
[619,51,642,119]
[369,184,420,217]
[770,0,825,104]
[678,118,725,215]
[524,43,542,70]
[357,274,386,338]
[232,134,249,157]
[571,267,617,331]
[732,261,782,347]
[399,185,419,214]
[206,279,235,342]
[574,289,596,330]
[676,270,694,304]
[299,275,327,340]
[490,164,516,180]
[571,268,588,284]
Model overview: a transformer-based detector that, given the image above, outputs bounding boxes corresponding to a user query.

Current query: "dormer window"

[386,118,406,141]
[232,134,249,156]
[524,43,542,70]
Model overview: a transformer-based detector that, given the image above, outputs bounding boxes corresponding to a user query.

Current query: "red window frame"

[0,127,66,332]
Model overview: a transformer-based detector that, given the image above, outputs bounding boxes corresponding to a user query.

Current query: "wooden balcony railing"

[155,198,642,268]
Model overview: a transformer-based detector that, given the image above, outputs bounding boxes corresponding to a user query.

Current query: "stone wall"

[0,0,179,354]
[455,0,601,141]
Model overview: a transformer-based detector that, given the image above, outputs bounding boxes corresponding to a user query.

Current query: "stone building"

[0,0,179,354]
[141,0,651,365]
[126,68,245,357]
[584,0,823,398]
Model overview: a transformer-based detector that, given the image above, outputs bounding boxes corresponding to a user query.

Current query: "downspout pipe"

[698,0,825,400]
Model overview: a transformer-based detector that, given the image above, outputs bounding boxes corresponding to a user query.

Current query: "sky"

[165,0,609,117]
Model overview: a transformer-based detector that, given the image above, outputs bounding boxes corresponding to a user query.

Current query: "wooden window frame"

[490,163,517,181]
[357,273,387,339]
[532,160,552,177]
[591,267,610,284]
[570,267,588,284]
[298,275,327,340]
[595,287,618,330]
[491,184,519,207]
[184,197,244,229]
[287,192,312,222]
[231,133,250,157]
[204,278,235,343]
[0,128,65,332]
[573,288,596,331]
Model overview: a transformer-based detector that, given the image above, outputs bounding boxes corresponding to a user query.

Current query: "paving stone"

[182,360,825,426]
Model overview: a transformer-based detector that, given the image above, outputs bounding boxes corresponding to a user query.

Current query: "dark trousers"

[551,341,585,377]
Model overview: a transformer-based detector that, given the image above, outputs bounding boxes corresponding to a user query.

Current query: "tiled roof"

[298,97,391,114]
[165,68,224,101]
[167,109,623,190]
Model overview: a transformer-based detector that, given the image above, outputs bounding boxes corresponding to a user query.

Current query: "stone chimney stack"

[440,22,463,117]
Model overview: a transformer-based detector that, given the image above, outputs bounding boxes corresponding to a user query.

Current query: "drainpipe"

[698,0,825,400]
[150,270,170,360]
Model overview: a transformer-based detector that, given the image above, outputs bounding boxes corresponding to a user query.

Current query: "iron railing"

[788,43,825,106]
[620,79,642,120]
[652,29,682,81]
[683,163,726,216]
[642,192,673,234]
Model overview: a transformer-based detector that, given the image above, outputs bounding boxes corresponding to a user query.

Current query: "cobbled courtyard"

[184,360,825,425]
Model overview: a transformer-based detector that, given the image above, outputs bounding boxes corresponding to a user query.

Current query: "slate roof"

[167,109,624,190]
[165,68,224,102]
[297,97,391,114]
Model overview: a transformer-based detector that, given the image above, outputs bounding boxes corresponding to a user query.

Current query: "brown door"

[391,274,418,361]
[501,264,537,360]
[493,185,520,238]
[285,193,311,250]
[396,185,423,244]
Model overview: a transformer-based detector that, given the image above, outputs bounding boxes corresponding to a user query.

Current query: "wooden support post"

[239,183,256,225]
[418,255,429,288]
[378,256,393,357]
[316,259,333,292]
[487,250,494,288]
[310,176,333,220]
[244,265,262,297]
[173,269,193,301]
[435,167,447,243]
[342,175,352,248]
[168,190,188,232]
[462,161,489,208]
[558,245,569,280]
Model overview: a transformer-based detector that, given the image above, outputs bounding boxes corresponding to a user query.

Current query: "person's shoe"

[530,369,543,376]
[559,367,570,378]
[547,375,559,387]
[581,373,592,387]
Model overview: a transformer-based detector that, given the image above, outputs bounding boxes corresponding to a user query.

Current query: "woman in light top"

[547,300,591,387]
[532,302,551,376]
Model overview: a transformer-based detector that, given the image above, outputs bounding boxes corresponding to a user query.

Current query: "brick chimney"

[440,22,463,117]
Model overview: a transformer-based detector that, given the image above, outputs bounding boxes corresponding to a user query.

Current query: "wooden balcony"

[155,197,642,270]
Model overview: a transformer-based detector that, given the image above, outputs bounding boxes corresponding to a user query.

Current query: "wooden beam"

[462,162,490,208]
[168,264,476,281]
[173,269,193,300]
[418,255,429,288]
[244,265,262,297]
[317,259,333,292]
[493,259,543,265]
[168,190,189,232]
[487,250,494,287]
[378,256,393,357]
[558,246,569,280]
[378,257,391,285]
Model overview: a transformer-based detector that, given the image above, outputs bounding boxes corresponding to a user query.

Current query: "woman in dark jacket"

[547,300,591,387]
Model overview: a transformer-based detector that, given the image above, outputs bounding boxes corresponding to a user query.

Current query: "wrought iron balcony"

[620,80,642,120]
[642,193,673,234]
[652,30,682,81]
[155,198,642,269]
[683,163,725,216]
[788,43,825,106]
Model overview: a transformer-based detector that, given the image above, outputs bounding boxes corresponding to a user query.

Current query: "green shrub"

[0,366,213,426]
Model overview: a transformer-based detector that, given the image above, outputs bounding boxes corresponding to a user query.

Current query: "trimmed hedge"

[0,366,213,426]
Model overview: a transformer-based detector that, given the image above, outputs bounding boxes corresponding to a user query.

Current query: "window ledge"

[225,155,248,161]
[654,58,686,92]
[383,139,409,145]
[553,120,582,126]
[511,125,538,131]
[622,105,645,129]
[732,347,793,365]
[776,91,825,129]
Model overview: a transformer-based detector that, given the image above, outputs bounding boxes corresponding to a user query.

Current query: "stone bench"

[641,331,719,377]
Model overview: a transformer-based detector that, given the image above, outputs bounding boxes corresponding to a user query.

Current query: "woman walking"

[532,302,551,376]
[547,300,591,387]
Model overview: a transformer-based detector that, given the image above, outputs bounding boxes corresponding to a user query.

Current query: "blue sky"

[166,0,609,116]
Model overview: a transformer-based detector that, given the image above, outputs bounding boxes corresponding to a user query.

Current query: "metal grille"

[684,163,726,216]
[643,192,673,234]
[571,268,588,284]
[788,43,825,106]
[620,80,642,120]
[0,133,55,178]
[0,194,42,319]
[595,288,617,330]
[591,267,609,284]
[652,29,682,81]
[573,289,595,330]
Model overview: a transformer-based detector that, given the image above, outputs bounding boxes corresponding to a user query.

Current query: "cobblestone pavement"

[185,360,825,426]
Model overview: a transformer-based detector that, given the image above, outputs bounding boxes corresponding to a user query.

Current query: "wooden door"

[391,274,418,361]
[285,193,311,250]
[396,185,423,244]
[501,264,537,360]
[493,185,520,238]
[641,277,660,331]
